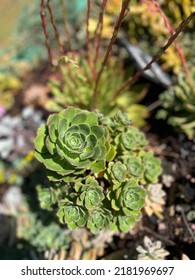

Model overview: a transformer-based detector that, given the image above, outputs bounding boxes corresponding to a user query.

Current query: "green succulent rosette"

[113,111,132,128]
[34,107,112,181]
[87,208,112,233]
[105,161,127,183]
[75,177,104,210]
[115,127,147,151]
[108,180,146,216]
[125,156,144,178]
[122,128,147,150]
[57,202,88,230]
[111,212,142,233]
[37,185,61,210]
[144,152,162,183]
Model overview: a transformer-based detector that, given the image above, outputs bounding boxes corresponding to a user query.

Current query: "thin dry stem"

[86,0,91,66]
[93,0,108,77]
[114,11,195,98]
[92,0,131,109]
[40,0,53,65]
[143,0,190,76]
[47,0,64,55]
[180,208,195,242]
[60,0,74,56]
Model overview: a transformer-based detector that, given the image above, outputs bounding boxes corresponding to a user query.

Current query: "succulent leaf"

[144,152,162,183]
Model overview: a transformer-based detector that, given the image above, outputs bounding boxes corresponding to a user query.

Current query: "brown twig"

[141,226,176,246]
[47,0,64,55]
[60,0,74,56]
[40,0,53,65]
[93,0,108,77]
[86,0,91,66]
[92,0,131,109]
[180,208,195,242]
[114,11,195,98]
[143,0,190,76]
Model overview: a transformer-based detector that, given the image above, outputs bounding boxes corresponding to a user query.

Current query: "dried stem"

[92,0,131,109]
[86,0,91,66]
[40,0,53,65]
[47,0,64,55]
[60,0,74,56]
[93,0,108,76]
[141,226,176,246]
[143,0,190,76]
[180,208,195,242]
[114,11,195,98]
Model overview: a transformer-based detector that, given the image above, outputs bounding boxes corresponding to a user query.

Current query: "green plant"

[136,236,169,260]
[157,68,195,139]
[34,107,162,233]
[46,55,148,127]
[127,0,194,74]
[144,183,166,219]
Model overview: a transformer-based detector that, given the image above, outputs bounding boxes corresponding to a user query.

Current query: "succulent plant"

[46,55,148,127]
[105,161,127,183]
[157,68,195,139]
[126,0,195,74]
[75,177,104,210]
[34,107,112,182]
[144,183,166,219]
[35,107,162,233]
[0,186,71,258]
[108,180,146,215]
[143,152,162,183]
[37,185,62,210]
[58,202,89,230]
[87,208,112,234]
[136,236,169,260]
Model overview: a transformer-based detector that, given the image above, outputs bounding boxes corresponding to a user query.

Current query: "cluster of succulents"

[34,107,162,233]
[136,236,169,260]
[0,185,71,258]
[157,68,195,139]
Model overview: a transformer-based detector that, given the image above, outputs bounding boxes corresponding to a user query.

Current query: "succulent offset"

[34,107,162,233]
[136,236,169,260]
[144,183,166,219]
